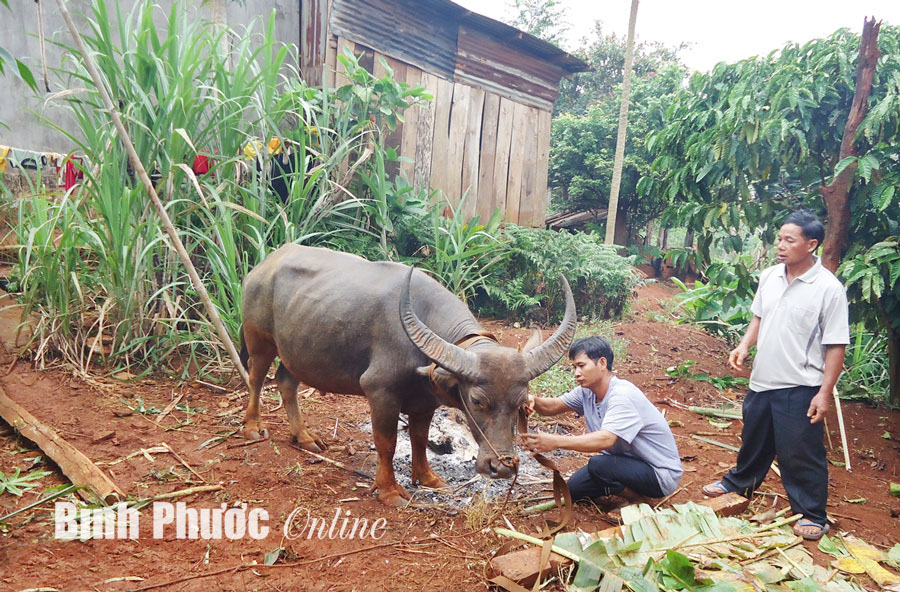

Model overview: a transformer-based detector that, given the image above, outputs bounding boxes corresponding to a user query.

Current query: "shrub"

[14,0,429,377]
[670,259,757,344]
[475,226,641,324]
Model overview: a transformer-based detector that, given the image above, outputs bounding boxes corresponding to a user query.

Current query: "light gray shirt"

[560,377,683,495]
[749,257,850,392]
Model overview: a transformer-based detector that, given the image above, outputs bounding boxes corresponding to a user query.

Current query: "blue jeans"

[567,453,664,501]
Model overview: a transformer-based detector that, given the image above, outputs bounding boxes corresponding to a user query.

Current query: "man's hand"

[729,343,749,370]
[520,430,556,454]
[807,391,830,424]
[523,394,536,416]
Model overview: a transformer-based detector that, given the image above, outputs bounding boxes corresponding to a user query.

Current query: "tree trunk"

[888,330,900,405]
[604,0,639,246]
[875,296,900,405]
[820,18,881,272]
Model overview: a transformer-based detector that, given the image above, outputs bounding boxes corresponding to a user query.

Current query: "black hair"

[568,336,614,371]
[783,210,825,245]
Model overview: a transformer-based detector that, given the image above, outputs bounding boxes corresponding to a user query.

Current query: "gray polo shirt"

[559,377,683,495]
[749,257,849,392]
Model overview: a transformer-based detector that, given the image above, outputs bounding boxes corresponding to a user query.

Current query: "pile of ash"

[359,407,575,509]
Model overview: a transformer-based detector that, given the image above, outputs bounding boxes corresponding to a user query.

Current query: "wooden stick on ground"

[289,443,374,480]
[833,386,851,471]
[0,386,124,503]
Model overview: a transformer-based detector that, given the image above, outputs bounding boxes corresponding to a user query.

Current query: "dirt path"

[1,281,898,591]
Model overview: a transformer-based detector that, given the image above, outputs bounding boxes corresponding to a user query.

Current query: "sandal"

[701,480,729,497]
[792,519,830,541]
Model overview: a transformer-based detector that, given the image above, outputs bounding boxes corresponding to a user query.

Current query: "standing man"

[521,336,682,505]
[702,210,849,541]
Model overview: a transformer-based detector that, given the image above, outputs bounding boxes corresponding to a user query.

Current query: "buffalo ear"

[415,365,459,387]
[417,365,460,407]
[521,329,543,353]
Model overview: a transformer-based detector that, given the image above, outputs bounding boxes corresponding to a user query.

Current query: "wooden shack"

[299,0,588,227]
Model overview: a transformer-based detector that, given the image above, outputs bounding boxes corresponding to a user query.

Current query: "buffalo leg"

[276,363,326,452]
[408,409,447,489]
[241,329,276,440]
[366,395,410,507]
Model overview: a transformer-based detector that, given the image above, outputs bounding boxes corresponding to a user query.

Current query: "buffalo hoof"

[243,426,269,441]
[413,470,448,489]
[292,431,327,452]
[376,485,411,507]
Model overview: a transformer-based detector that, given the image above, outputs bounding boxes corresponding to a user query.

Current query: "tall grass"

[13,0,429,378]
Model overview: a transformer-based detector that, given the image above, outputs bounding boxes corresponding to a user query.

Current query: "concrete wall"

[0,0,299,153]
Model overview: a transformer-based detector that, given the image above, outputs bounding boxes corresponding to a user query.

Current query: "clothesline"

[0,144,86,191]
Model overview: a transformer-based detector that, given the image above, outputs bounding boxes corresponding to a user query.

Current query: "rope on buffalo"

[517,408,572,536]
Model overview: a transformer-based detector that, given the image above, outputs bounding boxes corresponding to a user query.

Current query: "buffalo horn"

[524,275,577,380]
[399,267,481,381]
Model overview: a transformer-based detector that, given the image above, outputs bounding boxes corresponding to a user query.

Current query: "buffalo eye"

[470,394,486,409]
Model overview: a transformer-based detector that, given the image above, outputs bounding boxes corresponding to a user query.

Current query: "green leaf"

[833,155,858,178]
[659,550,696,589]
[876,185,895,212]
[16,58,38,91]
[0,467,52,497]
[572,539,615,589]
[817,534,847,557]
[787,578,823,592]
[883,432,892,439]
[858,154,879,182]
[889,543,900,562]
[890,482,900,498]
[264,547,284,565]
[695,162,715,183]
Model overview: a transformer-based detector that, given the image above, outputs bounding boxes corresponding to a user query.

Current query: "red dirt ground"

[1,280,898,591]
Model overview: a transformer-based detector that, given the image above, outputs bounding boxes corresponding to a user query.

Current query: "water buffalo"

[240,244,577,506]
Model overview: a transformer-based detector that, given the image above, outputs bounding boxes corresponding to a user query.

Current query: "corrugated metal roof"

[457,9,588,74]
[330,0,459,79]
[329,0,589,109]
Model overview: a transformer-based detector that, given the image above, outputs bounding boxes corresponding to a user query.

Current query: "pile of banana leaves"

[497,502,900,591]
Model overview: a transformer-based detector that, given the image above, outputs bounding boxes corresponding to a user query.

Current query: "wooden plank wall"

[324,36,551,227]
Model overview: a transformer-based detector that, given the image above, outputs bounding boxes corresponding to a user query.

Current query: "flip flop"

[792,519,830,541]
[701,480,729,497]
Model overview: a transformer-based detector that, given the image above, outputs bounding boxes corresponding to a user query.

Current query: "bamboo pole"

[833,386,851,471]
[52,0,250,390]
[493,528,581,563]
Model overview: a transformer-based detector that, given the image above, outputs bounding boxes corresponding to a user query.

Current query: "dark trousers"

[567,453,664,501]
[721,386,828,525]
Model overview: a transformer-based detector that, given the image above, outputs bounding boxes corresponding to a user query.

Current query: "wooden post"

[0,387,124,503]
[833,385,852,471]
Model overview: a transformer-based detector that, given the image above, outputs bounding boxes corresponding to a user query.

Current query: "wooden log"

[0,386,125,504]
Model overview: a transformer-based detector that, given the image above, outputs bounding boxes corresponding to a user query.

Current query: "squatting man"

[520,336,683,506]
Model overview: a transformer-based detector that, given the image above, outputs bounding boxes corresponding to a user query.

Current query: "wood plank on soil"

[0,386,124,504]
